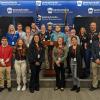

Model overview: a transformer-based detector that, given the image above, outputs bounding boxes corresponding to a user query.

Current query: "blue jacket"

[5,32,19,46]
[51,31,67,43]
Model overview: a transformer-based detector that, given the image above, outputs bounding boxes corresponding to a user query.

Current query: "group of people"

[0,21,99,93]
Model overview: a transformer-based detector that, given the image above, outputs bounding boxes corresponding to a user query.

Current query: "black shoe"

[0,87,4,92]
[71,85,77,91]
[29,89,34,93]
[35,87,40,91]
[89,86,98,91]
[60,88,64,91]
[8,88,12,92]
[76,87,80,93]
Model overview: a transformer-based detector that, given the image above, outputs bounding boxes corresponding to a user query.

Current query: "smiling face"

[25,26,31,35]
[1,38,8,46]
[71,37,78,46]
[70,29,76,36]
[90,22,96,32]
[34,35,39,43]
[8,25,15,34]
[41,25,46,33]
[31,23,36,29]
[17,24,22,31]
[65,25,69,32]
[55,25,61,33]
[17,39,24,46]
[57,37,63,45]
[48,25,52,31]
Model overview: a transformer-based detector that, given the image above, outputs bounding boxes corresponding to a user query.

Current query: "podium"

[42,41,57,77]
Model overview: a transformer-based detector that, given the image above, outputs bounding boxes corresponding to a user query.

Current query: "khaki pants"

[92,62,100,88]
[14,60,27,86]
[0,67,11,88]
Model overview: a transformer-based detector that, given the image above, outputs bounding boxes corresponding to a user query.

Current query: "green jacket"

[53,45,68,63]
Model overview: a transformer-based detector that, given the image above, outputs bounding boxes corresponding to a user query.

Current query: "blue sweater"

[5,32,19,46]
[51,31,67,43]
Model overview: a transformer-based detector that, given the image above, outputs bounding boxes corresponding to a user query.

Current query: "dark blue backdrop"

[0,0,100,27]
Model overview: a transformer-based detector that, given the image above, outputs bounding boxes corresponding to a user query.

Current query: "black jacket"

[69,45,83,78]
[92,40,100,62]
[87,31,98,49]
[28,42,45,64]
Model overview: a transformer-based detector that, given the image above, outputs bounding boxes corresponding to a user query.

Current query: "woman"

[79,27,90,78]
[14,38,27,91]
[53,37,68,91]
[24,26,33,48]
[69,36,83,93]
[28,34,45,93]
[5,24,19,46]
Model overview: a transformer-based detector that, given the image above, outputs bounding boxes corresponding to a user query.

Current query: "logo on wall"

[36,1,42,6]
[7,7,13,14]
[77,1,83,6]
[88,8,94,14]
[47,8,53,14]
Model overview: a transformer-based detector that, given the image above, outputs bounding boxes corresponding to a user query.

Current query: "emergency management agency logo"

[36,1,42,6]
[7,7,13,14]
[88,8,94,14]
[77,1,83,6]
[47,8,53,14]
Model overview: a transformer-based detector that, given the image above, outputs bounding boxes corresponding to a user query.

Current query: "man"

[0,37,13,92]
[87,22,99,76]
[16,23,26,39]
[46,24,54,69]
[90,32,100,91]
[51,24,67,43]
[31,22,39,35]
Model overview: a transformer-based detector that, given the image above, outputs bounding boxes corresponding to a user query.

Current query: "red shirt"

[0,45,13,67]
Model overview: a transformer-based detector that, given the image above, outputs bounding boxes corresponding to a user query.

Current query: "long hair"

[8,24,16,34]
[79,27,86,36]
[14,38,27,56]
[56,36,65,48]
[30,34,42,49]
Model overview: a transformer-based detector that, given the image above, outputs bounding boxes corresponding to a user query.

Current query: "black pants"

[29,63,41,90]
[54,63,65,88]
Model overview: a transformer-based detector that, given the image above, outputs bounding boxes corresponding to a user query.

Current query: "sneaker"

[22,85,26,91]
[17,85,21,91]
[60,88,64,91]
[89,86,98,91]
[8,87,12,92]
[70,85,77,91]
[54,87,59,91]
[29,88,34,93]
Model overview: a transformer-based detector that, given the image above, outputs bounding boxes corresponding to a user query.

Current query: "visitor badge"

[12,42,15,45]
[58,57,61,61]
[74,58,76,61]
[69,44,71,47]
[90,40,92,44]
[27,44,29,47]
[38,54,40,59]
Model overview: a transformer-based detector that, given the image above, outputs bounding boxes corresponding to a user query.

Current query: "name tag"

[90,40,92,44]
[58,57,61,61]
[74,58,76,61]
[12,42,15,45]
[27,44,29,47]
[38,54,40,59]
